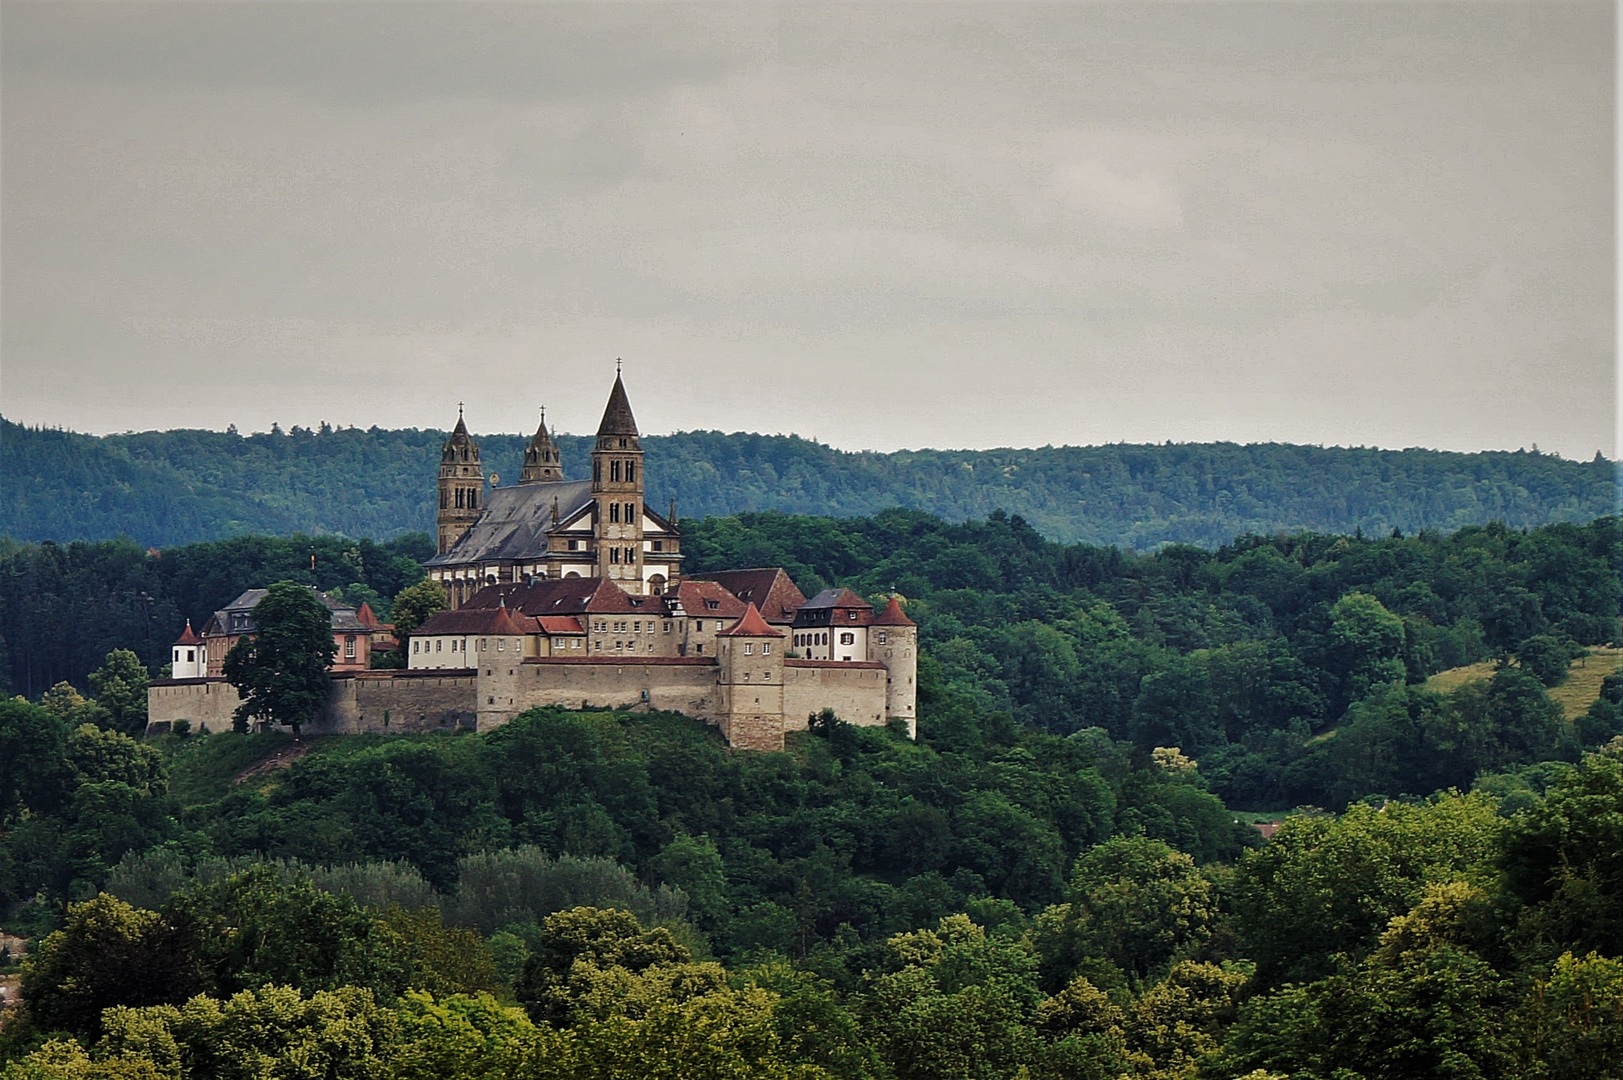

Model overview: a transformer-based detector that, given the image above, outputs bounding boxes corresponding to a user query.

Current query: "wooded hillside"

[4,417,1614,547]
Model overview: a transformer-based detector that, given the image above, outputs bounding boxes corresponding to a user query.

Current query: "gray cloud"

[2,1,1613,459]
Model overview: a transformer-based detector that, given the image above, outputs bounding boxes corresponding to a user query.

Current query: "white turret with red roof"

[170,620,206,679]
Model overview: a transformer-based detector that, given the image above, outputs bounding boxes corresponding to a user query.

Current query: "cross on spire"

[458,401,464,419]
[616,357,623,375]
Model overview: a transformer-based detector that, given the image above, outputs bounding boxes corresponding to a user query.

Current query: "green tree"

[391,578,449,641]
[221,581,336,735]
[1234,794,1503,987]
[1499,754,1623,963]
[39,683,111,730]
[1034,836,1216,987]
[515,906,690,1026]
[87,651,150,736]
[19,894,205,1040]
[1328,592,1408,706]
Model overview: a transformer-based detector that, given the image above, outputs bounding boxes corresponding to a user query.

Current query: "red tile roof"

[415,607,538,636]
[535,616,586,634]
[670,579,747,620]
[463,577,645,616]
[871,595,915,627]
[687,569,807,624]
[173,620,202,646]
[718,603,784,638]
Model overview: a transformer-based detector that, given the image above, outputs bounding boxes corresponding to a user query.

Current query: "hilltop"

[2,417,1614,548]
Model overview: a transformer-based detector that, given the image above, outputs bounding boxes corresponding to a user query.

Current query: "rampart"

[149,655,893,746]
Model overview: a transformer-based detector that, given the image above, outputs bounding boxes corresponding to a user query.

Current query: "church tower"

[591,368,646,592]
[519,407,564,483]
[437,406,484,556]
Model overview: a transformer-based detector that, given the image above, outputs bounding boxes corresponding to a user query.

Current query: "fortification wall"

[315,672,478,735]
[146,679,241,734]
[783,662,889,731]
[494,658,719,728]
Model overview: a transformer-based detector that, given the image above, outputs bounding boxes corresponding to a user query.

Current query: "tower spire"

[437,404,484,556]
[520,404,564,483]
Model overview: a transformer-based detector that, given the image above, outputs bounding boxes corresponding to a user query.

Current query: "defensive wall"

[147,655,893,748]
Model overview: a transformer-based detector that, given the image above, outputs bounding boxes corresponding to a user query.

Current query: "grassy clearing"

[1424,646,1623,719]
[1548,645,1623,719]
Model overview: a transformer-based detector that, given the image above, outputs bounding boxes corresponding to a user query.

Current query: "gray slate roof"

[423,479,595,567]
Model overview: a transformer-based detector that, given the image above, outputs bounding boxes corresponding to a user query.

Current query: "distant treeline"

[3,416,1615,547]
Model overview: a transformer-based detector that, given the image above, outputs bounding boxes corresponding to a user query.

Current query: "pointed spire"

[174,619,202,646]
[521,404,564,483]
[442,404,479,461]
[596,370,639,438]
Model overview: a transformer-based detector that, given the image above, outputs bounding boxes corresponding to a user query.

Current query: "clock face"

[488,473,499,487]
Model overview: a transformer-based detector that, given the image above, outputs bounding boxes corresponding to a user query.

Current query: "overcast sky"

[2,1,1614,458]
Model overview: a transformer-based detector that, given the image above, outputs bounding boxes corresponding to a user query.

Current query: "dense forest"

[2,509,1620,1076]
[1,510,1619,812]
[4,416,1616,547]
[2,688,1620,1076]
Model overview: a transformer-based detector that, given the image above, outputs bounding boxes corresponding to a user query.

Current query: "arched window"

[611,460,621,482]
[626,462,636,483]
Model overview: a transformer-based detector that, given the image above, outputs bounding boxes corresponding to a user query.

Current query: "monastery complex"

[147,374,916,750]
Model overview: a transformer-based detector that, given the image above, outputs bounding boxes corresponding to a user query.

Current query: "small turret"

[437,405,485,557]
[717,604,786,750]
[171,620,206,679]
[520,407,564,484]
[871,595,917,738]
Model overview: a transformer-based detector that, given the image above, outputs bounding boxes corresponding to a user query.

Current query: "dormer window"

[705,600,720,610]
[848,611,859,620]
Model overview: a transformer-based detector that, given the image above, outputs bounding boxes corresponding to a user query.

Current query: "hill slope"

[2,417,1615,547]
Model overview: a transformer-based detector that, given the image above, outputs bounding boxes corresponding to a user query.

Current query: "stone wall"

[783,661,889,731]
[491,657,719,729]
[146,679,242,734]
[316,671,478,735]
[149,656,893,748]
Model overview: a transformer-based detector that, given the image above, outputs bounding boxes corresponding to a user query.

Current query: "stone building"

[424,374,682,606]
[148,371,918,750]
[199,587,375,676]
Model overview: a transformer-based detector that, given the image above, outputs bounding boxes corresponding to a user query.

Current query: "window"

[614,621,626,633]
[633,621,641,633]
[840,632,855,646]
[413,640,419,654]
[663,622,671,633]
[479,639,486,650]
[849,611,859,621]
[436,640,443,652]
[625,546,636,565]
[610,502,620,523]
[611,460,621,482]
[625,502,635,522]
[186,648,195,662]
[877,631,888,645]
[695,643,704,654]
[626,462,636,483]
[745,642,754,655]
[652,540,663,552]
[705,599,719,610]
[743,671,750,681]
[762,643,772,654]
[694,621,703,632]
[572,639,581,649]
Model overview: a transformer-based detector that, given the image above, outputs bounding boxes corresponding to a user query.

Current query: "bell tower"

[520,407,564,483]
[437,405,484,556]
[590,365,645,592]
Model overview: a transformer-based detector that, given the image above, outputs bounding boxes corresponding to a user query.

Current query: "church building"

[147,369,917,751]
[424,374,682,607]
